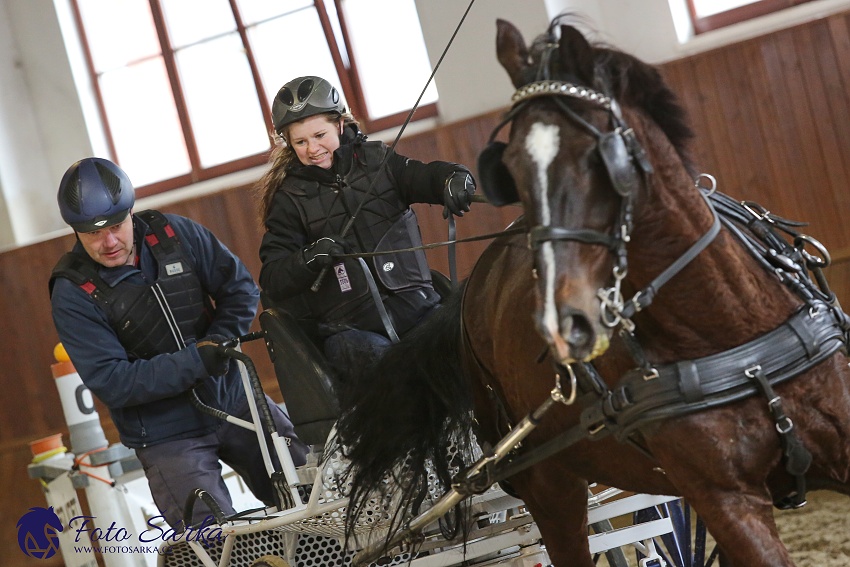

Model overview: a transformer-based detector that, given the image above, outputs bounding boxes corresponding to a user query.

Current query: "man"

[49,157,308,529]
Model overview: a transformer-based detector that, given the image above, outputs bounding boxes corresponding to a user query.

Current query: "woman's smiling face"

[287,114,343,169]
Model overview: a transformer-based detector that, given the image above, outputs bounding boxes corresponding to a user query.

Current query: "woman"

[257,76,475,395]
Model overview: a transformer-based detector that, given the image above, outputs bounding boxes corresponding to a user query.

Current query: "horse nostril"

[564,312,596,360]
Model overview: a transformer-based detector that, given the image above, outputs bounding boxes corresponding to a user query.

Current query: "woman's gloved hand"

[302,236,346,271]
[443,171,476,218]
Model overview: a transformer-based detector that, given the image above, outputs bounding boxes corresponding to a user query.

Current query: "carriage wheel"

[250,555,291,567]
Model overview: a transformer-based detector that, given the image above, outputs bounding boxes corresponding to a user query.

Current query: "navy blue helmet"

[57,158,135,233]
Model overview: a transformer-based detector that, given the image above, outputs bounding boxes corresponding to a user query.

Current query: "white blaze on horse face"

[525,122,570,360]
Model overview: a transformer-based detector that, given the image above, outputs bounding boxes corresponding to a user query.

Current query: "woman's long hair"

[255,111,359,225]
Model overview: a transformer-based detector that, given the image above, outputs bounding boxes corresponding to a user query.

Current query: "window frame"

[68,0,438,198]
[687,0,816,35]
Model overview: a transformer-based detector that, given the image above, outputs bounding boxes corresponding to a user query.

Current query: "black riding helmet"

[272,76,346,135]
[57,158,135,233]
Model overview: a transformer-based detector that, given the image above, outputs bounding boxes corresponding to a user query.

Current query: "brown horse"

[335,16,850,567]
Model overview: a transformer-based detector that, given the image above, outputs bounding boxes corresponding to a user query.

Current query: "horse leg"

[507,460,596,567]
[674,489,794,566]
[647,418,795,567]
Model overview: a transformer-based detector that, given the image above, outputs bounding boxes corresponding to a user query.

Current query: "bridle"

[487,75,721,333]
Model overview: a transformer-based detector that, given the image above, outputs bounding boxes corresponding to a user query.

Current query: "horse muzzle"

[536,305,611,364]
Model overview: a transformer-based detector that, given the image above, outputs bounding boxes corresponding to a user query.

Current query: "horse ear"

[496,19,530,88]
[558,25,595,84]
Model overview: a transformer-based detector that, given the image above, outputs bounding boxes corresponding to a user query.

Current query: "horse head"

[481,18,695,365]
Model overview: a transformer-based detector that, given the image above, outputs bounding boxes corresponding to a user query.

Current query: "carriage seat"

[260,302,339,447]
[260,271,454,448]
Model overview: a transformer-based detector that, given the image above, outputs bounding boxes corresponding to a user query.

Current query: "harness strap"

[612,301,845,437]
[620,190,722,318]
[356,257,400,343]
[529,226,618,250]
[744,365,812,509]
[447,215,458,284]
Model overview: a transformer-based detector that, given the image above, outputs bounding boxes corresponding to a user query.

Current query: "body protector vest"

[50,210,213,360]
[284,141,433,327]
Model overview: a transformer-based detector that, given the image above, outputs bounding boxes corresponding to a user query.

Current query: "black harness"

[466,73,850,510]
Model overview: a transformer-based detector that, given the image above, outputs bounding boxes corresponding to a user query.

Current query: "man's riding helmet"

[58,158,135,233]
[272,76,346,135]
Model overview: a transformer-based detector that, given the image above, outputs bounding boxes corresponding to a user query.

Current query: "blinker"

[478,141,519,206]
[598,130,640,197]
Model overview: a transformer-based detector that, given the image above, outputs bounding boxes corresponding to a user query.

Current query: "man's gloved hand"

[302,236,345,271]
[443,170,476,219]
[197,335,231,377]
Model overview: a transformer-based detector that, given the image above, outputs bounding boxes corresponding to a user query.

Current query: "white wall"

[413,0,550,123]
[0,0,62,246]
[1,0,850,249]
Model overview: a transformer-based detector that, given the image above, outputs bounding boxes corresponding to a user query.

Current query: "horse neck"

[624,140,798,362]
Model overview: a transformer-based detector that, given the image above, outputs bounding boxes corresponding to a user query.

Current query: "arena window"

[687,0,817,34]
[69,0,438,197]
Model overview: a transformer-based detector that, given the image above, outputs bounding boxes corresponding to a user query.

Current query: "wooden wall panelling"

[756,33,814,216]
[0,237,72,444]
[807,19,850,190]
[717,40,776,203]
[776,27,832,227]
[792,22,847,245]
[658,60,713,174]
[737,34,802,213]
[710,44,757,198]
[813,15,850,247]
[692,51,744,198]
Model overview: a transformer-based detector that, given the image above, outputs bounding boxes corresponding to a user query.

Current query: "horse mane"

[531,14,697,176]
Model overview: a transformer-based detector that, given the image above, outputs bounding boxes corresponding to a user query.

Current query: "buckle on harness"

[775,416,794,435]
[742,201,774,224]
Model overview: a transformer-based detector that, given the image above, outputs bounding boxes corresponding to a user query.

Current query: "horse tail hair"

[333,285,476,545]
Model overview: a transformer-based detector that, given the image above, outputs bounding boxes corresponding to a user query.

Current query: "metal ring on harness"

[695,173,717,196]
[794,234,831,268]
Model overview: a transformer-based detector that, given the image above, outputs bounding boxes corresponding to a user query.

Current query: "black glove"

[302,236,345,271]
[197,335,230,377]
[442,171,476,219]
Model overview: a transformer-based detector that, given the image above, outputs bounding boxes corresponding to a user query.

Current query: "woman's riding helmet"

[272,76,345,135]
[57,158,135,233]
